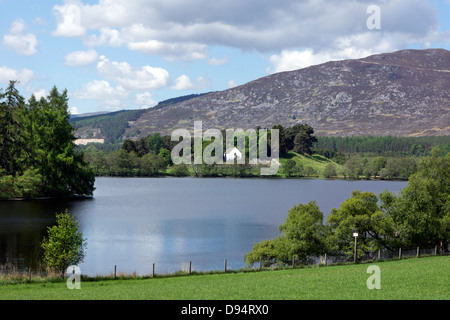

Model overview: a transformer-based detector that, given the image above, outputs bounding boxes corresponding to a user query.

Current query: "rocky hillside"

[76,48,450,140]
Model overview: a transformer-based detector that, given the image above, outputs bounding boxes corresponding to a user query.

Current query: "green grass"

[1,256,448,300]
[278,151,340,177]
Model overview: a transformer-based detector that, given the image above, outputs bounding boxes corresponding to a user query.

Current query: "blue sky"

[1,0,449,114]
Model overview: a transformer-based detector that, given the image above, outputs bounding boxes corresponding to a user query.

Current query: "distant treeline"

[71,109,147,143]
[314,135,450,156]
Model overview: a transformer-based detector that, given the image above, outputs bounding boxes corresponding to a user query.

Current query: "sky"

[1,0,449,115]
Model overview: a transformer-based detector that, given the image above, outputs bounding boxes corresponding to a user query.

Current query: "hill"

[74,49,450,142]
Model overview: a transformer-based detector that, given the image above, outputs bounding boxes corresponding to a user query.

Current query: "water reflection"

[0,177,406,275]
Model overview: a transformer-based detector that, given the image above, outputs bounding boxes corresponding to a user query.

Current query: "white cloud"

[208,56,228,66]
[84,27,122,47]
[0,66,34,85]
[134,92,157,109]
[127,40,207,61]
[3,19,38,56]
[69,106,80,114]
[52,0,85,37]
[267,32,402,73]
[48,0,442,64]
[31,88,49,100]
[64,49,99,67]
[171,74,196,90]
[96,55,170,91]
[74,79,129,110]
[227,80,237,89]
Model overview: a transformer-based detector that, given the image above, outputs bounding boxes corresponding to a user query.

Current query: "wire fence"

[0,246,448,280]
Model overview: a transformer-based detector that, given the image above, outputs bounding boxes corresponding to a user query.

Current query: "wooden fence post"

[224,259,227,272]
[28,267,31,283]
[292,256,295,269]
[417,246,420,258]
[378,249,381,260]
[152,263,155,278]
[399,248,402,260]
[114,265,117,279]
[189,261,192,274]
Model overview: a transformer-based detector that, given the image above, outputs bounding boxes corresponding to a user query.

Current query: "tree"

[323,163,337,178]
[343,157,363,179]
[159,148,173,166]
[0,80,25,175]
[283,159,296,177]
[284,124,317,155]
[0,83,95,198]
[383,153,449,249]
[139,153,166,176]
[41,209,86,277]
[148,132,163,154]
[326,191,397,256]
[245,201,326,266]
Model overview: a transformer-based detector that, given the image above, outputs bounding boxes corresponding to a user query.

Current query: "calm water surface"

[0,177,407,275]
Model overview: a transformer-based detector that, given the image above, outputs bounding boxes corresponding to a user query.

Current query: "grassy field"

[1,256,448,300]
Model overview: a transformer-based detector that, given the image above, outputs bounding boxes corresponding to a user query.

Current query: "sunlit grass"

[1,256,448,300]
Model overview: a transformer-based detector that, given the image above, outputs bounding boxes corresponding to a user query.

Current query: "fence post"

[292,256,295,269]
[224,259,227,272]
[435,245,438,255]
[324,253,327,266]
[189,261,192,274]
[28,267,31,283]
[378,249,381,261]
[152,263,155,278]
[114,265,117,279]
[417,246,420,258]
[259,257,262,271]
[399,248,402,260]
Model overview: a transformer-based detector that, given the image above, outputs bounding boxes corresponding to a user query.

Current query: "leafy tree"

[323,163,337,178]
[303,166,316,177]
[343,157,363,179]
[326,191,397,256]
[159,148,173,166]
[283,159,296,177]
[245,201,325,266]
[122,139,137,153]
[0,174,15,199]
[382,153,449,249]
[148,133,163,154]
[14,168,42,199]
[284,124,317,155]
[139,153,166,176]
[41,209,86,277]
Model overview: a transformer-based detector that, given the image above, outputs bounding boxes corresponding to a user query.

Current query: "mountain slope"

[76,49,450,140]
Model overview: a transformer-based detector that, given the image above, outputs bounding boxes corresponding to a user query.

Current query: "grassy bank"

[1,256,448,300]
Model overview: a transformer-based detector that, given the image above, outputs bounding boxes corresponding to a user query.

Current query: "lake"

[0,177,407,276]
